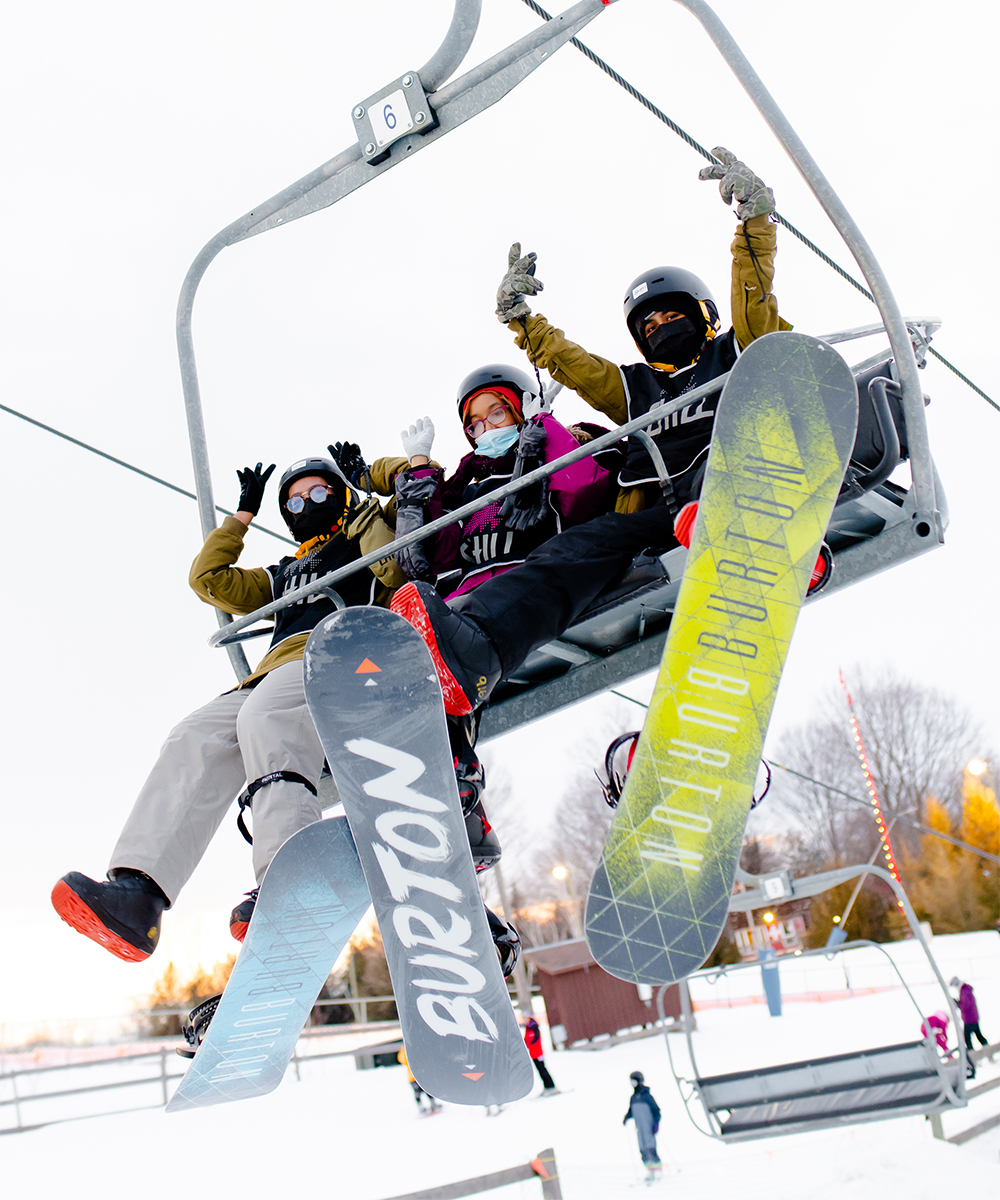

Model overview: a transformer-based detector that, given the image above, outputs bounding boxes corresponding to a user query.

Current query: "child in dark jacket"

[623,1071,661,1167]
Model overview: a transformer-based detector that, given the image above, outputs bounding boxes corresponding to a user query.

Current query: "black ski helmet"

[276,456,356,530]
[623,266,721,360]
[630,1071,645,1086]
[456,363,541,423]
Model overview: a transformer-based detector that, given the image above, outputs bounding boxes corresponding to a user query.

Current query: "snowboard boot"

[391,581,502,715]
[807,541,834,596]
[229,888,259,943]
[486,905,521,978]
[453,738,502,874]
[51,869,167,962]
[677,501,834,597]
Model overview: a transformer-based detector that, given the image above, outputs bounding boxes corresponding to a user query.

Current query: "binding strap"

[236,771,318,844]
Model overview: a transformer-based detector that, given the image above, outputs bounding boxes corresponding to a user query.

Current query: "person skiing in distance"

[51,457,396,962]
[921,1010,951,1055]
[951,977,990,1053]
[398,1044,441,1114]
[623,1071,662,1170]
[522,1013,558,1095]
[389,149,828,716]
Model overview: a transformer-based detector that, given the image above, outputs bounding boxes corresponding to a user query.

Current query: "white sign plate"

[370,89,413,148]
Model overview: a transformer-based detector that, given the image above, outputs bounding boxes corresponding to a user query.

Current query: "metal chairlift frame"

[177,0,946,734]
[654,862,968,1142]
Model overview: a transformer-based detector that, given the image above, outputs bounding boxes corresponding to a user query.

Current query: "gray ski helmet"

[623,266,721,356]
[630,1071,645,1085]
[456,363,540,423]
[277,456,356,520]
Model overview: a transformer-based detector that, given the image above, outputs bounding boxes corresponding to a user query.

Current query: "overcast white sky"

[2,0,997,1031]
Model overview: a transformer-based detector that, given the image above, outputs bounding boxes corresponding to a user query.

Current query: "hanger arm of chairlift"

[176,0,615,679]
[672,0,940,535]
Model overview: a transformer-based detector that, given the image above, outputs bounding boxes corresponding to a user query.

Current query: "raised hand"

[327,441,369,487]
[400,417,435,462]
[698,146,775,220]
[236,462,276,516]
[496,241,544,323]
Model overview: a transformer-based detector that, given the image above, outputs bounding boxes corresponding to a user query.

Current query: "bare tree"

[770,666,993,868]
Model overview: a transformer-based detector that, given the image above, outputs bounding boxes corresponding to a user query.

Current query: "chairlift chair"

[657,862,968,1142]
[175,0,947,741]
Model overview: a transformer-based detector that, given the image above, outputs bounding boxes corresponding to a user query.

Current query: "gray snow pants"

[631,1104,659,1165]
[109,660,325,902]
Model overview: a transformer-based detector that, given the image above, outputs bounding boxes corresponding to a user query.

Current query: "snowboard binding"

[177,993,223,1059]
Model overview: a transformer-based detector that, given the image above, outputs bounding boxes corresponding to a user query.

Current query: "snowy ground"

[2,933,998,1198]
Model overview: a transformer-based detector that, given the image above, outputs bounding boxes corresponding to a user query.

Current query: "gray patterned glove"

[393,471,438,581]
[699,146,775,220]
[496,242,544,324]
[499,419,549,531]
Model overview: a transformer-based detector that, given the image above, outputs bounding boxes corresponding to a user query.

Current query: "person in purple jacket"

[951,977,990,1051]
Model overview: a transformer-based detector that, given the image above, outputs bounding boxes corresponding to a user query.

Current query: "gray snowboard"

[166,815,370,1112]
[304,607,533,1106]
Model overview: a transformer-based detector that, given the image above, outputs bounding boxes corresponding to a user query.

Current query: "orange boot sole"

[51,879,152,963]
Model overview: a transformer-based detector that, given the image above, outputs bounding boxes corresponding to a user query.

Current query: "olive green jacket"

[188,501,408,688]
[508,216,791,511]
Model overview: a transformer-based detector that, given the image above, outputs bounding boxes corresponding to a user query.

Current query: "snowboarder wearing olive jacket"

[389,149,825,718]
[51,457,395,962]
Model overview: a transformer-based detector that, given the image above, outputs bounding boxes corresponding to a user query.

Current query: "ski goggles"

[285,484,337,513]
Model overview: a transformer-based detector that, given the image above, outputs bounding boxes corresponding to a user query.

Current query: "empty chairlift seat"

[696,1039,965,1142]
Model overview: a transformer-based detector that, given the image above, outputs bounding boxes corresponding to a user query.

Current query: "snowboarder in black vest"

[389,149,827,716]
[51,457,392,962]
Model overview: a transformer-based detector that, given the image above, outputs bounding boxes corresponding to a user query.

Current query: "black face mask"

[645,316,703,368]
[286,496,342,543]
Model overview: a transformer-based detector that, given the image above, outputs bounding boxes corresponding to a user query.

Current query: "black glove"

[236,462,276,516]
[328,441,369,489]
[499,420,549,531]
[393,471,438,581]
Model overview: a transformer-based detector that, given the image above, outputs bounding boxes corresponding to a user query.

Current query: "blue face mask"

[475,425,520,458]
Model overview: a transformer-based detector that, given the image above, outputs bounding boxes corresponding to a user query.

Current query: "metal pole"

[417,0,482,90]
[671,0,939,530]
[838,816,899,930]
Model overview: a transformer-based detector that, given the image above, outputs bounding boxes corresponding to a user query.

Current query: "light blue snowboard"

[166,816,370,1112]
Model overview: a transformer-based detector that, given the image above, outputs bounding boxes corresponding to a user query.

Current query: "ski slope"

[2,933,998,1199]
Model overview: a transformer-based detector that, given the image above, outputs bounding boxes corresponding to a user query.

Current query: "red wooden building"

[523,938,683,1048]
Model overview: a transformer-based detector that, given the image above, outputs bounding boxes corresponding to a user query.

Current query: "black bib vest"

[455,467,558,583]
[264,533,374,647]
[619,329,739,501]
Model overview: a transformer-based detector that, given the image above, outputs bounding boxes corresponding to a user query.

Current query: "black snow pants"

[451,507,675,679]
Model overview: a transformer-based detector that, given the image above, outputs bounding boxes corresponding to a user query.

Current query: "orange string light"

[839,670,902,896]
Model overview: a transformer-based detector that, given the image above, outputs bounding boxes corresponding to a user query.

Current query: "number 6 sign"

[371,88,413,147]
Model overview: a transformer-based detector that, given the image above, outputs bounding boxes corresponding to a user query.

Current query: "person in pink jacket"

[388,363,618,601]
[920,1010,951,1054]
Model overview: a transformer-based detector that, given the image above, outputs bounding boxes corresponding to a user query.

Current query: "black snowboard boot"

[51,869,168,962]
[486,906,521,978]
[391,581,502,715]
[450,714,502,873]
[229,888,259,943]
